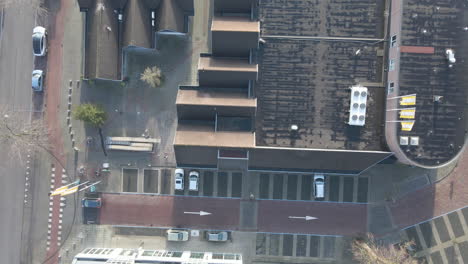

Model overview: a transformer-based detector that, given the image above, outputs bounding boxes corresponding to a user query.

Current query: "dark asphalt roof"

[157,0,186,33]
[254,0,387,152]
[259,0,385,38]
[396,0,468,166]
[85,0,120,80]
[255,39,386,151]
[214,0,254,13]
[123,0,152,48]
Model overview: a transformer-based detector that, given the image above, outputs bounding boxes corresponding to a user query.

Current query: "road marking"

[288,216,318,221]
[184,211,211,216]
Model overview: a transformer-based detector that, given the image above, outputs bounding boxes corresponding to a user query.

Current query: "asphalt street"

[100,194,241,230]
[99,194,367,235]
[0,5,36,264]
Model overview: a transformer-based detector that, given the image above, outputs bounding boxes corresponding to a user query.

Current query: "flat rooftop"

[255,0,387,151]
[259,0,385,38]
[177,88,256,108]
[175,121,255,148]
[395,0,468,166]
[199,57,258,72]
[211,16,260,32]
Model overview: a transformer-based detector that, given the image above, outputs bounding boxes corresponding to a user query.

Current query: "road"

[100,194,241,230]
[99,194,367,235]
[0,5,36,264]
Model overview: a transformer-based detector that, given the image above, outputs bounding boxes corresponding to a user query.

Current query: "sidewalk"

[389,148,468,230]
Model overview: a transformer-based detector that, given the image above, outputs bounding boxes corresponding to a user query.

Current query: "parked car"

[167,229,189,241]
[32,26,47,56]
[189,170,199,191]
[206,231,229,242]
[174,168,184,190]
[446,48,456,65]
[82,192,100,224]
[82,198,102,208]
[31,70,44,91]
[313,174,325,200]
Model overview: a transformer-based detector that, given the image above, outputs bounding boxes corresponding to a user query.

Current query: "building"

[78,0,194,80]
[174,0,393,174]
[386,0,468,168]
[71,247,242,264]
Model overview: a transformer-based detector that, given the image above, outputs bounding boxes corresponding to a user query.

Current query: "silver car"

[32,70,44,92]
[167,229,189,241]
[32,26,47,56]
[206,231,229,242]
[313,174,325,200]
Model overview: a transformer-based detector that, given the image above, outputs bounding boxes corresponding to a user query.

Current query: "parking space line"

[352,177,359,202]
[305,235,311,257]
[318,236,325,258]
[296,175,302,200]
[227,172,232,197]
[265,234,271,255]
[292,234,297,257]
[281,174,287,200]
[198,170,204,194]
[267,174,273,199]
[338,176,344,202]
[157,168,162,194]
[213,171,218,196]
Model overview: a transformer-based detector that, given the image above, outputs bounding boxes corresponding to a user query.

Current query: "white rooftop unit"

[410,136,419,146]
[400,136,409,145]
[348,85,368,126]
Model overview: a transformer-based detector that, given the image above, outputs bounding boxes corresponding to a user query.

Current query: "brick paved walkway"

[389,148,468,229]
[43,0,71,263]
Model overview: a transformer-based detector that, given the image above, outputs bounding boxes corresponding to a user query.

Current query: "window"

[389,59,395,71]
[391,35,397,47]
[190,252,204,259]
[388,82,395,94]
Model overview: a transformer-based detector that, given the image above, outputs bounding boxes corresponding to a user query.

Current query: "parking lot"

[120,169,369,204]
[254,232,345,262]
[402,207,468,264]
[120,168,244,198]
[254,172,369,203]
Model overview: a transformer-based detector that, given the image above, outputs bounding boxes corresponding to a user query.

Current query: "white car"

[313,174,325,200]
[32,70,44,92]
[167,229,189,241]
[189,170,199,191]
[206,231,229,242]
[32,26,47,56]
[446,49,456,65]
[174,168,184,191]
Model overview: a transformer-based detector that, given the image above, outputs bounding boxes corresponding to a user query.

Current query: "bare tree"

[352,234,418,264]
[0,108,49,162]
[140,66,164,88]
[0,0,47,16]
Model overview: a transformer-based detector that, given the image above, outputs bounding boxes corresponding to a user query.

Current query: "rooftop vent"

[400,136,409,145]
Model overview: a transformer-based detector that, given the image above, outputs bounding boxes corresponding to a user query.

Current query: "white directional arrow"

[184,211,212,216]
[288,216,318,221]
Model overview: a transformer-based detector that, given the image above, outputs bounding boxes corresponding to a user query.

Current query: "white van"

[313,174,325,200]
